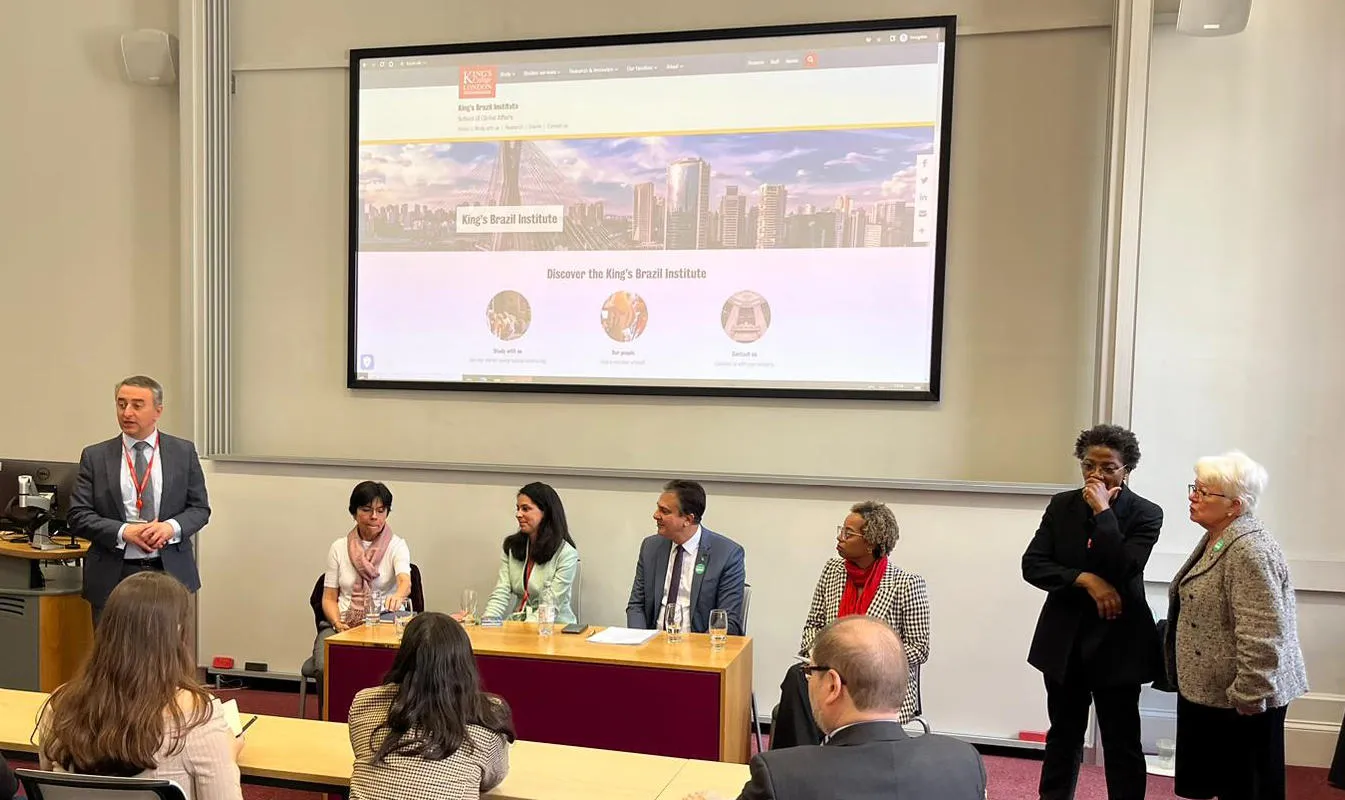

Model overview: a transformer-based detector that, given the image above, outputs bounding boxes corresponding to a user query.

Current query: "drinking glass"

[663,603,685,643]
[537,598,556,637]
[709,608,729,650]
[393,599,412,639]
[364,592,382,627]
[460,588,478,626]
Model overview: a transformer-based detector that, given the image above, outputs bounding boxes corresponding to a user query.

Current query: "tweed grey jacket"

[1164,513,1308,711]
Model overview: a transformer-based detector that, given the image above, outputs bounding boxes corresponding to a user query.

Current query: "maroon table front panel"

[326,644,723,761]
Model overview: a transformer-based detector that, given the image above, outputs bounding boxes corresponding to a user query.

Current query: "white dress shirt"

[824,718,905,744]
[116,429,182,559]
[658,526,701,630]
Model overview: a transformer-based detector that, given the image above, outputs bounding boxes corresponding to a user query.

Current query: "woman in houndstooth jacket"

[769,501,930,750]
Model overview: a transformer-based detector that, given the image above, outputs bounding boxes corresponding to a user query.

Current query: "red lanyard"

[122,438,158,518]
[517,558,536,612]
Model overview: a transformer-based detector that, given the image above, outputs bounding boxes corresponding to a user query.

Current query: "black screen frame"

[347,16,956,402]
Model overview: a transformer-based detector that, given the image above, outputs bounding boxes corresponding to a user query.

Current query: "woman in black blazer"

[1021,424,1163,800]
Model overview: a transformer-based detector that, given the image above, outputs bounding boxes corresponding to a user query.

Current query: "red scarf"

[838,557,887,618]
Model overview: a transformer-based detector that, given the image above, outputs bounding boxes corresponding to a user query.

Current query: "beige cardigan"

[1164,513,1308,711]
[39,701,243,800]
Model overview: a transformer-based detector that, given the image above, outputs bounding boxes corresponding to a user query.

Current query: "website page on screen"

[353,26,949,393]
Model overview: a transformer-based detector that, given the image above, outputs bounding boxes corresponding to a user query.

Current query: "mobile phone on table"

[561,623,589,634]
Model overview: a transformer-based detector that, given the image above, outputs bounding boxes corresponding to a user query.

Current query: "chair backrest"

[409,563,425,612]
[308,573,325,631]
[741,583,752,634]
[16,769,187,800]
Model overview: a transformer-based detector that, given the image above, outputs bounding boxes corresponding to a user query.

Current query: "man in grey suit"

[713,617,985,800]
[68,376,211,625]
[626,479,746,635]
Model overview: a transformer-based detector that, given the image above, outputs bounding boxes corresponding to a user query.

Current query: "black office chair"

[298,564,424,717]
[16,769,186,799]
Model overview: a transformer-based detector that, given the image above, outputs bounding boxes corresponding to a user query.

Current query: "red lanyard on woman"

[122,439,157,519]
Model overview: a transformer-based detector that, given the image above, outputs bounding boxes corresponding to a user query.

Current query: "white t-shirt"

[325,534,411,616]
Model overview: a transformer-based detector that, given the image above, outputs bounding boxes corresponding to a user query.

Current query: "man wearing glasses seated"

[691,616,984,800]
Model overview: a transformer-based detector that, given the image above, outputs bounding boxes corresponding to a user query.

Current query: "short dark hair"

[373,612,515,764]
[662,479,706,523]
[503,482,577,565]
[1073,424,1142,471]
[349,481,393,515]
[811,616,908,713]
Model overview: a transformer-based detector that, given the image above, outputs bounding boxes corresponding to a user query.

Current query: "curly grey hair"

[850,500,900,558]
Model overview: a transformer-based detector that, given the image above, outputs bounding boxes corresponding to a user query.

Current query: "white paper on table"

[585,627,660,645]
[212,698,246,736]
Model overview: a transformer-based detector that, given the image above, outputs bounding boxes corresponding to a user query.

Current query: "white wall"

[1133,0,1345,766]
[0,0,182,456]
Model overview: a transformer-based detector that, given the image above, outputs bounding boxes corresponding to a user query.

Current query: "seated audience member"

[691,616,984,800]
[771,501,930,749]
[348,612,515,800]
[314,481,411,671]
[37,572,244,800]
[1167,452,1307,800]
[482,482,579,623]
[626,479,746,635]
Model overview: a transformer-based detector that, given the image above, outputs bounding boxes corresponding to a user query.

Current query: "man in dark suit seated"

[626,479,746,635]
[696,616,985,800]
[68,375,211,626]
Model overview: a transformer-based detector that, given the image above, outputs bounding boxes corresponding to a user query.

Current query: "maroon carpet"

[6,687,1338,799]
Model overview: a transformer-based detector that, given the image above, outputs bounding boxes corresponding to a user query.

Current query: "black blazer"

[1022,485,1163,686]
[736,721,985,800]
[68,432,211,607]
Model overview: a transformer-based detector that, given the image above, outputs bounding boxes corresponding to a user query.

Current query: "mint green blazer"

[483,541,579,624]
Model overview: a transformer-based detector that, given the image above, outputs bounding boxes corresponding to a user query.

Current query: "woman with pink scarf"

[312,481,412,670]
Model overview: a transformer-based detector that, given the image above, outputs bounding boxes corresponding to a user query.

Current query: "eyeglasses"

[835,526,863,540]
[800,664,847,685]
[1080,461,1124,476]
[1188,484,1227,500]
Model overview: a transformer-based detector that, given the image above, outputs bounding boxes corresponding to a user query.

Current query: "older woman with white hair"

[1165,451,1308,800]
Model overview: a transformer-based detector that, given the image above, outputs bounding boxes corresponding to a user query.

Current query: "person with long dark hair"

[348,613,515,800]
[482,482,580,623]
[36,572,243,800]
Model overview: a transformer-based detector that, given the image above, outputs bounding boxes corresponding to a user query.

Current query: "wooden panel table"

[655,758,752,800]
[0,539,92,691]
[0,688,695,799]
[326,622,753,763]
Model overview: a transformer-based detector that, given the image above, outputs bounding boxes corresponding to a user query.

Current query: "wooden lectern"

[0,538,93,691]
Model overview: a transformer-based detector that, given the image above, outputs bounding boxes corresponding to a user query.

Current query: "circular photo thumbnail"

[600,291,649,342]
[720,290,771,343]
[487,290,532,341]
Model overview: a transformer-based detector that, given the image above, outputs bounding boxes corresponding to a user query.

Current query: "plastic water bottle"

[537,589,556,637]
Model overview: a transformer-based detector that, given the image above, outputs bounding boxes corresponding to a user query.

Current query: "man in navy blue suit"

[626,479,747,635]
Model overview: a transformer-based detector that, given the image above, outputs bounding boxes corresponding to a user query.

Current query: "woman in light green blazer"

[484,482,580,624]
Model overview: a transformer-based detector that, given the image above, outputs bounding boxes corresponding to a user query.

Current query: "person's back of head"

[40,572,210,775]
[808,616,908,734]
[373,612,515,764]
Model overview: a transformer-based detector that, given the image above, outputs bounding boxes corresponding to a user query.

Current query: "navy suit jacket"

[736,721,986,800]
[68,432,211,607]
[625,527,746,635]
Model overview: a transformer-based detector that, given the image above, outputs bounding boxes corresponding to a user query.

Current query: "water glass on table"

[663,603,685,644]
[460,588,478,626]
[393,599,412,639]
[709,608,729,650]
[364,592,382,627]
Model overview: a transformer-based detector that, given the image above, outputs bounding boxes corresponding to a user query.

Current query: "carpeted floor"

[6,686,1339,799]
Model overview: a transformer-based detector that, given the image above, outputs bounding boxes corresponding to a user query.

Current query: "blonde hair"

[1195,451,1269,513]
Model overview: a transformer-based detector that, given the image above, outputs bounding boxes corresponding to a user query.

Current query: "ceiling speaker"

[1177,0,1253,37]
[120,29,179,86]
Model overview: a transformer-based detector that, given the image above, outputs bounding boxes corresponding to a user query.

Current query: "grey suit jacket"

[1164,513,1308,711]
[736,721,986,800]
[625,527,746,635]
[68,432,211,607]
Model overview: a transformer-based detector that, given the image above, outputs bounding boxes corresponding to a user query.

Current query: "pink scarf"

[344,524,393,627]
